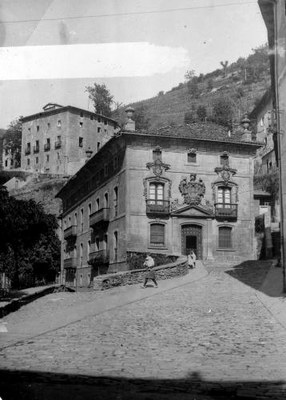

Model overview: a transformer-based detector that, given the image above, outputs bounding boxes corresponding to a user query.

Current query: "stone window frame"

[187,148,198,164]
[143,176,172,202]
[217,224,234,250]
[212,180,238,205]
[148,220,167,249]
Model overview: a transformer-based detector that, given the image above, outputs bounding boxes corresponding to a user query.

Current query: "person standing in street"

[142,254,158,288]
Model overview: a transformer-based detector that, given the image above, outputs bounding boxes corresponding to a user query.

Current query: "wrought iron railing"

[146,200,170,215]
[215,203,238,218]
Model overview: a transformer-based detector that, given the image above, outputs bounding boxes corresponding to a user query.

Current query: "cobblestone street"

[1,262,286,399]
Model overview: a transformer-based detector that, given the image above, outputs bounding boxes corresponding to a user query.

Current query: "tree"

[133,104,150,130]
[220,60,229,77]
[85,83,114,116]
[184,69,195,81]
[184,111,196,124]
[0,187,60,288]
[3,117,23,168]
[197,105,207,121]
[212,96,234,128]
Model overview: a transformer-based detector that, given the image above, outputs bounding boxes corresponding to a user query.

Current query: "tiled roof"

[129,122,260,145]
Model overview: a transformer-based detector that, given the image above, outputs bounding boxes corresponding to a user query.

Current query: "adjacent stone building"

[21,103,118,176]
[56,118,261,288]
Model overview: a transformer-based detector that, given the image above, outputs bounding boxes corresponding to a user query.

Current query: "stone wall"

[93,256,188,291]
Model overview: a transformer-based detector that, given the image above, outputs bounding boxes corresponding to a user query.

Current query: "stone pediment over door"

[171,204,214,218]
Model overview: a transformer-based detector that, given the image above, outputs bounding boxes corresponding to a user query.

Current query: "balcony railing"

[63,225,77,239]
[25,148,31,155]
[44,143,51,151]
[89,208,110,228]
[88,249,109,265]
[146,200,170,215]
[33,146,40,154]
[64,257,77,269]
[215,203,238,219]
[55,140,62,149]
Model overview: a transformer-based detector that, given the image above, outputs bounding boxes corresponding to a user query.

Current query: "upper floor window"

[80,112,84,117]
[217,186,231,207]
[79,122,83,127]
[96,198,99,211]
[220,153,229,166]
[80,208,84,232]
[37,125,40,132]
[153,146,162,161]
[150,223,165,247]
[114,186,118,217]
[114,231,118,260]
[187,151,197,163]
[74,212,78,226]
[104,193,109,208]
[79,137,83,147]
[57,120,61,127]
[218,226,232,249]
[88,203,92,217]
[149,182,164,204]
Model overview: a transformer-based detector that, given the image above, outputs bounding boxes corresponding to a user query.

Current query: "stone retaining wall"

[93,257,188,291]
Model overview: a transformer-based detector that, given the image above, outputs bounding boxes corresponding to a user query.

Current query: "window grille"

[218,227,232,248]
[150,224,165,246]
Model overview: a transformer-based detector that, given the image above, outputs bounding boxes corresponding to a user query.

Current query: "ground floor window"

[218,226,232,248]
[150,223,165,246]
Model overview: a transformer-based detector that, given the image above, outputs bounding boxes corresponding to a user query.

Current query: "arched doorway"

[181,224,203,259]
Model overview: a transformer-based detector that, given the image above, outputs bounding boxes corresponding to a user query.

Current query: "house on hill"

[56,112,261,288]
[21,103,119,176]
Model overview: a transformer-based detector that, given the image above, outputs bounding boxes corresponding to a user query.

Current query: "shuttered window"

[218,227,232,248]
[217,187,231,208]
[150,224,165,246]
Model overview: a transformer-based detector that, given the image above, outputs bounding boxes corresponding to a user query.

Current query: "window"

[114,231,118,260]
[80,112,84,117]
[79,137,83,147]
[80,243,83,265]
[37,125,39,132]
[27,158,30,166]
[47,122,50,128]
[220,153,229,166]
[98,117,101,123]
[97,127,101,133]
[188,152,197,163]
[88,203,92,217]
[150,224,165,246]
[96,198,99,211]
[46,155,49,162]
[114,187,118,217]
[57,120,61,127]
[79,122,83,127]
[104,193,109,208]
[153,146,162,161]
[80,208,84,232]
[36,157,39,164]
[218,226,232,248]
[5,160,8,167]
[87,240,91,255]
[97,142,101,151]
[217,187,231,207]
[90,115,93,120]
[95,237,100,251]
[149,182,164,204]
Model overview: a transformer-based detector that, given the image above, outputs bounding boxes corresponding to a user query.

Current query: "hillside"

[113,45,270,130]
[8,175,68,216]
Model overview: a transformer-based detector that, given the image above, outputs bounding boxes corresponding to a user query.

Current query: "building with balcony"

[21,103,119,175]
[56,115,261,288]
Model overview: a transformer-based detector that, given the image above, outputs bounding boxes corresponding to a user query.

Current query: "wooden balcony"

[88,250,109,265]
[89,208,110,228]
[63,225,77,239]
[146,200,170,215]
[44,143,51,151]
[215,203,238,219]
[64,257,77,269]
[55,140,62,149]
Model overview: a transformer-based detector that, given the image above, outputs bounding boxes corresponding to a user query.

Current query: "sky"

[0,0,267,128]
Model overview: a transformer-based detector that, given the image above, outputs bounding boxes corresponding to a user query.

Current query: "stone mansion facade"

[56,121,261,287]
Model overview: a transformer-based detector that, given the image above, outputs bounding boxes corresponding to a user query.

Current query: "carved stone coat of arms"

[179,174,206,206]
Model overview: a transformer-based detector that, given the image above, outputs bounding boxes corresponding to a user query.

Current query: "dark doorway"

[181,224,203,259]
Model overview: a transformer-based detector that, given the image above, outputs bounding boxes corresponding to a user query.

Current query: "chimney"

[124,107,135,131]
[241,114,252,142]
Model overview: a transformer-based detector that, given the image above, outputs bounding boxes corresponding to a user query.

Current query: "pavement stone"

[0,260,286,399]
